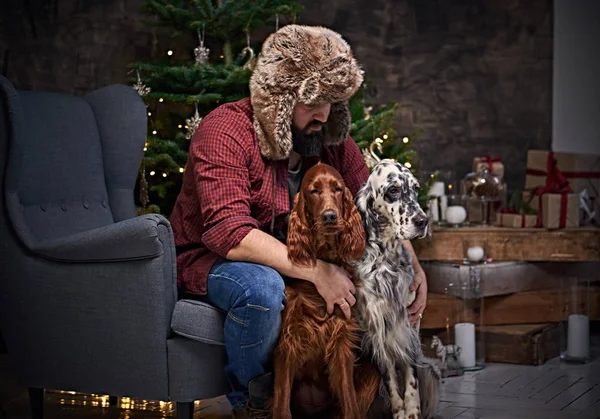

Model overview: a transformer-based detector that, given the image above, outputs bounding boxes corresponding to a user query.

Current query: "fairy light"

[167,50,173,56]
[185,125,189,129]
[383,134,388,140]
[402,137,409,144]
[179,167,184,173]
[147,112,151,116]
[150,171,155,176]
[152,130,157,135]
[162,173,167,177]
[404,162,412,168]
[178,124,183,128]
[143,147,147,151]
[159,98,164,102]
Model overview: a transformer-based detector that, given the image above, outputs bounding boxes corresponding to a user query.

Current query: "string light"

[159,98,164,102]
[152,130,157,135]
[402,137,409,144]
[162,173,167,177]
[383,134,388,139]
[150,171,156,176]
[148,112,151,116]
[178,124,183,128]
[179,168,184,173]
[143,147,147,151]
[404,162,412,168]
[167,50,173,56]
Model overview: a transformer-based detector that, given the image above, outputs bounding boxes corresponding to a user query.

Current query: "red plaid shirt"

[170,98,370,295]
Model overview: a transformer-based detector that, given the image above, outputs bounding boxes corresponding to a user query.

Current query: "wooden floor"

[1,335,599,419]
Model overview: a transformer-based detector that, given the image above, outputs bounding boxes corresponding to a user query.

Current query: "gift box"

[499,212,537,228]
[473,156,504,180]
[541,193,580,229]
[525,150,600,217]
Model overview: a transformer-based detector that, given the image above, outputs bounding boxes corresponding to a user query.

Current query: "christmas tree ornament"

[132,70,151,97]
[194,26,210,65]
[362,137,384,170]
[241,33,256,70]
[185,102,202,140]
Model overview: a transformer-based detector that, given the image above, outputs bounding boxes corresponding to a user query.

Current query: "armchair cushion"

[171,300,226,345]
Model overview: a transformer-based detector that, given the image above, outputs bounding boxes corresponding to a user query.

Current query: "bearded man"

[169,24,429,418]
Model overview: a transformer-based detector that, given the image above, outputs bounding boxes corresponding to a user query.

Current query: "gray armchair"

[0,75,229,419]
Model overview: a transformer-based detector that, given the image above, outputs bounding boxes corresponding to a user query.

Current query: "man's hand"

[408,267,427,326]
[311,260,356,320]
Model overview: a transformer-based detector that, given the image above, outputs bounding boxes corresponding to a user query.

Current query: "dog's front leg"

[403,365,421,419]
[325,332,360,419]
[384,361,406,419]
[271,346,295,419]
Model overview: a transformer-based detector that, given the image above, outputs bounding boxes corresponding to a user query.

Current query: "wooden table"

[413,226,600,262]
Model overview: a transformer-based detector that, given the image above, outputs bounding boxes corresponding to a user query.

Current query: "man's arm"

[404,239,428,325]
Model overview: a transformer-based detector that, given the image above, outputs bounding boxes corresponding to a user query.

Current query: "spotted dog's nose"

[321,210,338,224]
[413,214,429,229]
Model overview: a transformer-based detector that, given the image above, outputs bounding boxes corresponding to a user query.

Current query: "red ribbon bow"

[533,152,573,228]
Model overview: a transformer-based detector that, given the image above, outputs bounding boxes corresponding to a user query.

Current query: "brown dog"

[271,163,380,419]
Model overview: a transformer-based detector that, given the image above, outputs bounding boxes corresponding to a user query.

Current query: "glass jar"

[560,278,591,364]
[447,267,486,371]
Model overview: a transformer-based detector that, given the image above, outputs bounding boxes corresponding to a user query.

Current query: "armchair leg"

[28,388,44,419]
[176,401,194,419]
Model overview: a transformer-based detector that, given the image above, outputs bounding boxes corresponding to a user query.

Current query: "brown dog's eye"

[335,187,343,193]
[310,189,319,194]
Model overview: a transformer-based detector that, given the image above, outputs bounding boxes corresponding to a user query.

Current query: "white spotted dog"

[353,159,441,419]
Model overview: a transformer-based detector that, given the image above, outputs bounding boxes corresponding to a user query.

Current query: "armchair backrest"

[1,76,146,243]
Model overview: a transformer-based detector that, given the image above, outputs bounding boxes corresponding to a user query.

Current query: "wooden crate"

[482,323,562,365]
[413,226,600,262]
[421,286,600,329]
[420,323,563,365]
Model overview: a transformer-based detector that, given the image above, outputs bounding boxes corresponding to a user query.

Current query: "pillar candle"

[567,314,589,359]
[455,322,476,368]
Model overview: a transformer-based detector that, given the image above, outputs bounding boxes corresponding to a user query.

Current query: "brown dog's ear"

[339,187,366,261]
[287,191,316,266]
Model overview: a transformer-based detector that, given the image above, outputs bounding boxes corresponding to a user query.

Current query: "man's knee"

[242,264,286,311]
[215,261,285,310]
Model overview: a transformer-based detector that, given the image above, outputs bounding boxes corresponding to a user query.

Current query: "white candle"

[455,322,476,368]
[467,246,485,262]
[446,205,466,224]
[567,314,589,359]
[429,181,445,197]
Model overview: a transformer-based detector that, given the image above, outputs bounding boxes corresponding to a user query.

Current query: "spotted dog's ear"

[354,180,380,237]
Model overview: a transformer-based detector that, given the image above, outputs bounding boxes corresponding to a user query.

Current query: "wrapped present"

[498,210,537,228]
[473,156,504,180]
[525,150,600,217]
[541,193,580,229]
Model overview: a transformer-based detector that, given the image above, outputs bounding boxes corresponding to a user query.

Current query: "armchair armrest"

[32,214,169,262]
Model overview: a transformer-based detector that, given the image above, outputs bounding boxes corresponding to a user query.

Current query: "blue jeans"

[203,259,286,409]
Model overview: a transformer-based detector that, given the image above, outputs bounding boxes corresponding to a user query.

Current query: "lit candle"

[567,314,589,359]
[455,322,476,368]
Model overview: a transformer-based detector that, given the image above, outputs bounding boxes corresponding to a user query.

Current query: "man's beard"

[291,123,326,158]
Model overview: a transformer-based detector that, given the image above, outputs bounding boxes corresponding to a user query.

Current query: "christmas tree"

[130,0,303,215]
[130,0,434,215]
[349,85,438,210]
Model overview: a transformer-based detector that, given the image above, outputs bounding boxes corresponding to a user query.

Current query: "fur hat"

[250,25,364,160]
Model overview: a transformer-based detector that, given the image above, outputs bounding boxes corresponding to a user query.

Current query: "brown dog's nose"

[321,210,338,224]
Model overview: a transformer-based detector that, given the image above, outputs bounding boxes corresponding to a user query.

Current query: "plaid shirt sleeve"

[337,136,371,196]
[191,113,260,258]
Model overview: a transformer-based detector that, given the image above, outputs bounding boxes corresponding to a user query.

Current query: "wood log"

[421,287,600,329]
[413,226,600,262]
